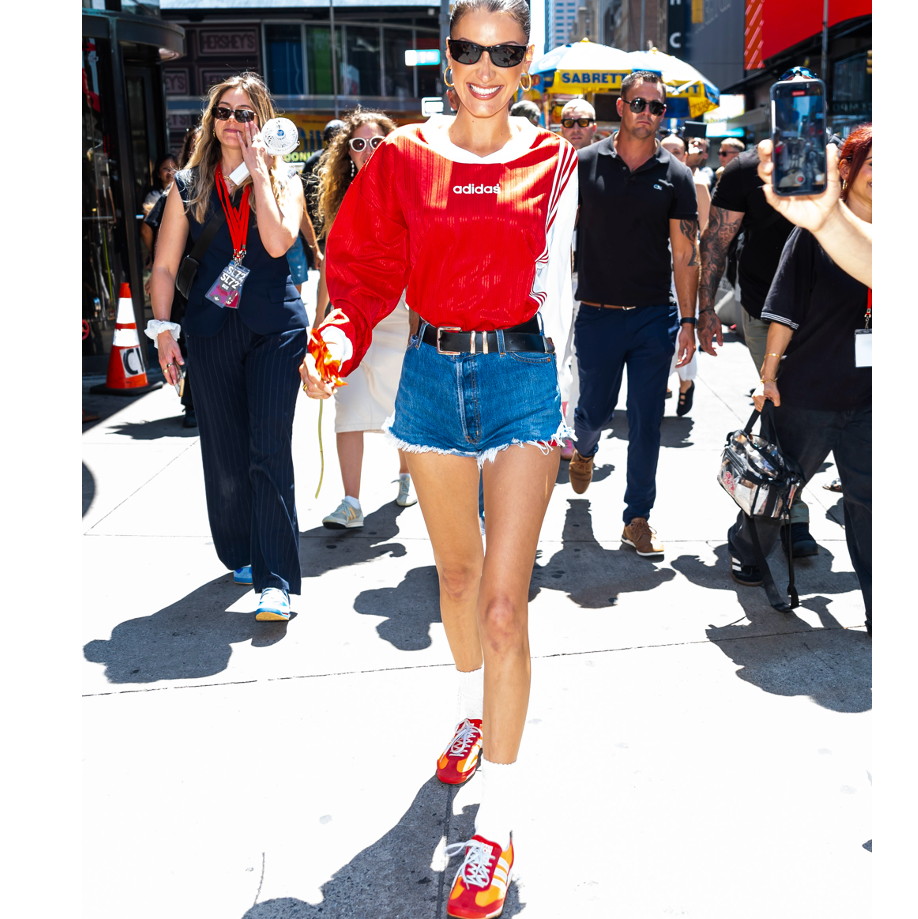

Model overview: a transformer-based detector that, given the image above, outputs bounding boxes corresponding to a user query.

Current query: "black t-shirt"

[575,136,697,306]
[711,147,795,319]
[761,227,870,411]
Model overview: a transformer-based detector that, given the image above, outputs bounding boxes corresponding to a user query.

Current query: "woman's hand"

[757,139,841,234]
[300,352,335,399]
[240,120,273,182]
[158,332,184,386]
[752,379,781,411]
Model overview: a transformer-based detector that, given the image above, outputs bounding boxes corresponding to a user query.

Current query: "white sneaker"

[255,588,290,621]
[395,476,417,507]
[322,500,364,529]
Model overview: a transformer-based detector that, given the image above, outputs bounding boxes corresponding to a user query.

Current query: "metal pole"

[329,0,339,118]
[821,0,829,83]
[440,0,450,113]
[640,0,645,51]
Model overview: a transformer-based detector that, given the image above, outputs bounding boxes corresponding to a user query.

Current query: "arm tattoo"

[678,218,699,267]
[699,206,743,311]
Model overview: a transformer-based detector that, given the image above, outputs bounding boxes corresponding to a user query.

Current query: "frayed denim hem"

[383,417,571,470]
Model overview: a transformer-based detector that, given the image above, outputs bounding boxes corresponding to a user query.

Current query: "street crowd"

[141,1,872,914]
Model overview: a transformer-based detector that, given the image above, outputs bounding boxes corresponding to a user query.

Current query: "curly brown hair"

[315,108,398,239]
[183,72,294,224]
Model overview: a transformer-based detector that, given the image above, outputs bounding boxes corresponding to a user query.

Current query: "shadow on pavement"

[704,594,872,713]
[83,462,95,517]
[354,565,441,651]
[104,414,196,440]
[605,414,695,449]
[83,574,291,684]
[241,777,523,919]
[299,503,409,580]
[530,499,675,607]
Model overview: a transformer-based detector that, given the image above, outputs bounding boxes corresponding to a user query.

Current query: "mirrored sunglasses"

[779,66,818,81]
[349,136,384,152]
[211,106,257,124]
[448,39,527,68]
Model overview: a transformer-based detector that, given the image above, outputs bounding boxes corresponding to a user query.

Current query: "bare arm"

[752,321,795,411]
[149,187,190,384]
[697,205,743,355]
[670,217,699,368]
[312,255,329,331]
[694,176,711,234]
[238,121,303,258]
[299,207,323,268]
[756,139,871,287]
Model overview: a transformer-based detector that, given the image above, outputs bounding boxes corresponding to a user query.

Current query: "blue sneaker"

[233,565,253,585]
[255,588,291,622]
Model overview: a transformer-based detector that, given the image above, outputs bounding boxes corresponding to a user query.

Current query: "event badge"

[206,262,250,309]
[854,329,872,368]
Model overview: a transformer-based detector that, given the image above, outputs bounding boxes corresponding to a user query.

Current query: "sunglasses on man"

[349,136,384,153]
[447,39,527,68]
[212,106,257,124]
[623,97,667,117]
[561,117,595,128]
[779,66,818,81]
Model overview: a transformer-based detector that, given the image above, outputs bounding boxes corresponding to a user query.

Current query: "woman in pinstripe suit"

[149,73,308,622]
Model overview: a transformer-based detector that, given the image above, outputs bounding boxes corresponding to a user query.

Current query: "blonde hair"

[315,108,397,239]
[183,72,292,224]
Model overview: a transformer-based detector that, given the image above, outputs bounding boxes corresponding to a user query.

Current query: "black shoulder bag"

[175,206,227,300]
[717,401,804,612]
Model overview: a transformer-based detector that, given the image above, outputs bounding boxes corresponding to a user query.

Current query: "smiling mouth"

[468,83,501,99]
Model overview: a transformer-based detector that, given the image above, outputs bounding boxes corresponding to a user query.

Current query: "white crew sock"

[474,758,517,846]
[398,473,410,482]
[456,666,484,723]
[343,495,361,510]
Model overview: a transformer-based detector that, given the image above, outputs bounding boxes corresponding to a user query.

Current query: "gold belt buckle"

[436,326,463,355]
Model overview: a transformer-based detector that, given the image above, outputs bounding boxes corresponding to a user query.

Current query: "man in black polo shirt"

[569,70,698,558]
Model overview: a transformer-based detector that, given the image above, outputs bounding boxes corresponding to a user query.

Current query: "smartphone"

[172,364,185,397]
[770,79,828,196]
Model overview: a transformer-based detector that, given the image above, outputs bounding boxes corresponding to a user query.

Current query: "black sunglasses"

[623,97,667,117]
[448,39,527,68]
[779,66,817,81]
[562,117,595,128]
[349,136,384,152]
[212,105,257,124]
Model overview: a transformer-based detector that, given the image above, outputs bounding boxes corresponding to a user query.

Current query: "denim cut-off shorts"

[383,321,569,467]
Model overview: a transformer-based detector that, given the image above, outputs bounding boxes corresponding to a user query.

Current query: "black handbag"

[718,401,804,612]
[174,206,227,300]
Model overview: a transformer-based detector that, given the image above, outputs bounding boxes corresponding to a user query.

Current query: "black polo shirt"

[575,136,697,306]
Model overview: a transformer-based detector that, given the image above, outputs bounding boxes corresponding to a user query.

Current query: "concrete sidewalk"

[83,291,870,918]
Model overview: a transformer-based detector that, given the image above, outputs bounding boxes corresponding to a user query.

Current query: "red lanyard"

[215,165,251,263]
[866,289,872,329]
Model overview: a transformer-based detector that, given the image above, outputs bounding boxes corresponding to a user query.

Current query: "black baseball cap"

[324,120,346,143]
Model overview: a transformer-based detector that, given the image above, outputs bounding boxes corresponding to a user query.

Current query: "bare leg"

[406,453,483,673]
[337,431,364,499]
[479,444,560,763]
[398,449,410,476]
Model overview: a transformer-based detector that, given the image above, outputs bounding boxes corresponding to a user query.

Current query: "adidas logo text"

[452,184,501,194]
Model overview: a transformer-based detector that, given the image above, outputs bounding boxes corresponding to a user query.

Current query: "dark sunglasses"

[448,39,527,68]
[718,150,733,156]
[212,105,257,124]
[779,66,817,81]
[624,97,667,117]
[562,117,595,128]
[349,136,384,153]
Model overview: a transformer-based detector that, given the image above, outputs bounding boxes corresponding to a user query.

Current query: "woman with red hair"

[728,123,872,635]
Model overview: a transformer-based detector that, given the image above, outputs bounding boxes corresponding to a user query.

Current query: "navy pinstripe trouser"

[187,310,306,595]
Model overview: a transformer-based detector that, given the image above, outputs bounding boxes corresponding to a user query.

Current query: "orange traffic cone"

[90,283,163,396]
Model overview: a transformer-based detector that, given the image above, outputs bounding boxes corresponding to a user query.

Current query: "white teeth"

[470,84,499,96]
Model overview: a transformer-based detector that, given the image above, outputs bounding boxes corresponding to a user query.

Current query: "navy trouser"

[187,311,307,595]
[727,402,872,625]
[573,304,677,524]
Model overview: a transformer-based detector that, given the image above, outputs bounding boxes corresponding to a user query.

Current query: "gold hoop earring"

[443,67,454,88]
[519,71,532,92]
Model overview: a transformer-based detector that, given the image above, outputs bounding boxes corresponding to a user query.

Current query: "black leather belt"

[421,322,554,355]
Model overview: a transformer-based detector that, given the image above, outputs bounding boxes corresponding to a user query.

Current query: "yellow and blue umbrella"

[531,40,720,120]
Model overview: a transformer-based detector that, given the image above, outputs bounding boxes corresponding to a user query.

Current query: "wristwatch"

[679,317,697,325]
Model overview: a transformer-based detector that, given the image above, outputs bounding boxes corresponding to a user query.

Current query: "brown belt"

[581,301,637,310]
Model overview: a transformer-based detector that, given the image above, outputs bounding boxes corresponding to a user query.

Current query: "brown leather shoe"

[568,449,594,494]
[621,517,664,557]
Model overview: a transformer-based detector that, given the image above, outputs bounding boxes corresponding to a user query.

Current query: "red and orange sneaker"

[444,834,514,919]
[436,719,483,786]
